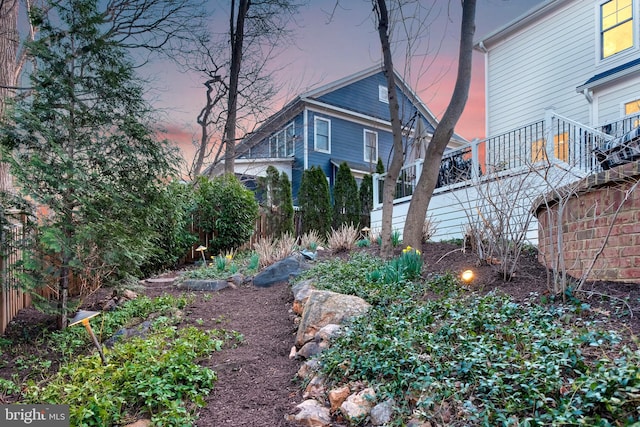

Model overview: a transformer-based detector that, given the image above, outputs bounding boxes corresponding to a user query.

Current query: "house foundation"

[534,161,640,285]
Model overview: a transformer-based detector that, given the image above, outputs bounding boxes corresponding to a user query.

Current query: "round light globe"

[461,269,474,283]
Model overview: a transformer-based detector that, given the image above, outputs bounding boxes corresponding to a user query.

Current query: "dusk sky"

[148,0,544,167]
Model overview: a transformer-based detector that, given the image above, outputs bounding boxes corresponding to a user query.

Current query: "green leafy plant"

[391,229,402,247]
[194,174,259,254]
[215,255,227,272]
[24,326,224,426]
[312,263,640,426]
[356,238,371,248]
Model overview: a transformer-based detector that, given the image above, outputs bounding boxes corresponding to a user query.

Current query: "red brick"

[620,245,640,257]
[618,269,640,282]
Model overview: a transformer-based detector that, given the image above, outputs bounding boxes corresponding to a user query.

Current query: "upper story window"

[378,85,388,103]
[624,98,640,127]
[364,129,378,163]
[625,98,640,115]
[269,122,295,157]
[314,117,331,153]
[601,0,634,58]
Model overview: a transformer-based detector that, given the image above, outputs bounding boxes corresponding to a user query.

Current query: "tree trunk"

[375,0,405,258]
[0,0,19,194]
[223,0,249,175]
[402,0,477,250]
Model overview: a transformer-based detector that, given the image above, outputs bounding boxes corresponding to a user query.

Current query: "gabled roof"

[577,57,640,92]
[474,0,561,51]
[233,65,466,158]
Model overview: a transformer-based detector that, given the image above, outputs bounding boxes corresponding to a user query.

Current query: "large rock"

[285,399,331,427]
[370,399,395,426]
[253,254,308,288]
[295,290,370,347]
[291,279,316,315]
[340,387,376,423]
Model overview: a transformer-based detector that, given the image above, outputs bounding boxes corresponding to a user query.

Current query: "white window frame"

[597,0,637,62]
[314,117,331,153]
[378,85,389,103]
[269,122,295,157]
[363,129,378,163]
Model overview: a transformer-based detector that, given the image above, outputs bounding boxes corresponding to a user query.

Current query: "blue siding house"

[205,66,467,204]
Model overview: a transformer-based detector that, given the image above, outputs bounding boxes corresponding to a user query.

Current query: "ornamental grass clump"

[328,224,359,253]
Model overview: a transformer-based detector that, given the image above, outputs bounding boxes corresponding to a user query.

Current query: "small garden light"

[461,269,475,284]
[195,245,207,264]
[69,310,106,365]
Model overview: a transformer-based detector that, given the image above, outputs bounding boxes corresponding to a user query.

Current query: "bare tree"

[184,0,303,178]
[402,0,476,250]
[373,0,406,257]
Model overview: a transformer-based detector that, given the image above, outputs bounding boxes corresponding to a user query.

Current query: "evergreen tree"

[333,162,360,228]
[0,0,180,327]
[278,171,295,237]
[298,166,331,239]
[359,174,373,229]
[257,166,281,236]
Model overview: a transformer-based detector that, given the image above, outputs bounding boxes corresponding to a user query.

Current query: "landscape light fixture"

[461,269,475,284]
[360,226,371,240]
[69,310,106,365]
[195,245,207,263]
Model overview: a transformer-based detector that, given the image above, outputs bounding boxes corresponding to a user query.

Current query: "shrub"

[299,230,322,251]
[359,174,373,229]
[333,162,360,228]
[327,224,359,253]
[257,166,294,238]
[194,174,259,254]
[140,180,198,276]
[253,233,297,268]
[298,166,332,239]
[422,216,439,243]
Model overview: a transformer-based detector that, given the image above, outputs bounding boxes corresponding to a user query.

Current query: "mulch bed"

[1,241,638,426]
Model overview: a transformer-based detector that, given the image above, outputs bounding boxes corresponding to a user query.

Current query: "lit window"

[625,99,640,115]
[531,133,568,163]
[314,117,330,152]
[378,85,388,103]
[625,99,640,127]
[364,130,378,163]
[601,0,634,58]
[269,122,295,157]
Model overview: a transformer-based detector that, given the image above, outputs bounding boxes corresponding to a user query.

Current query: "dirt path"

[143,280,301,427]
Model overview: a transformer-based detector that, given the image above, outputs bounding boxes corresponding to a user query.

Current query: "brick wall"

[534,161,640,284]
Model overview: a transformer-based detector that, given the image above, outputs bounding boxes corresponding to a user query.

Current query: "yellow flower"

[225,254,233,261]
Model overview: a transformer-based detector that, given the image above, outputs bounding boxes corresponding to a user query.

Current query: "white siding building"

[476,0,640,136]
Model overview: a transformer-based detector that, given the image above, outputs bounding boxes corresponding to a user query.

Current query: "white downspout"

[303,108,308,170]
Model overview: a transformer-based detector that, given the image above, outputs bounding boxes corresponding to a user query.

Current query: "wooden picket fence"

[0,217,30,335]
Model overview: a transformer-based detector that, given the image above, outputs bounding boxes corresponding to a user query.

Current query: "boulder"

[340,387,376,423]
[291,279,316,315]
[328,385,350,412]
[295,290,370,347]
[303,375,326,400]
[285,399,331,427]
[253,254,308,288]
[297,359,320,380]
[370,399,395,426]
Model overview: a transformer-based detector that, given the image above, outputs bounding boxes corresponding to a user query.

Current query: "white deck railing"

[372,110,615,209]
